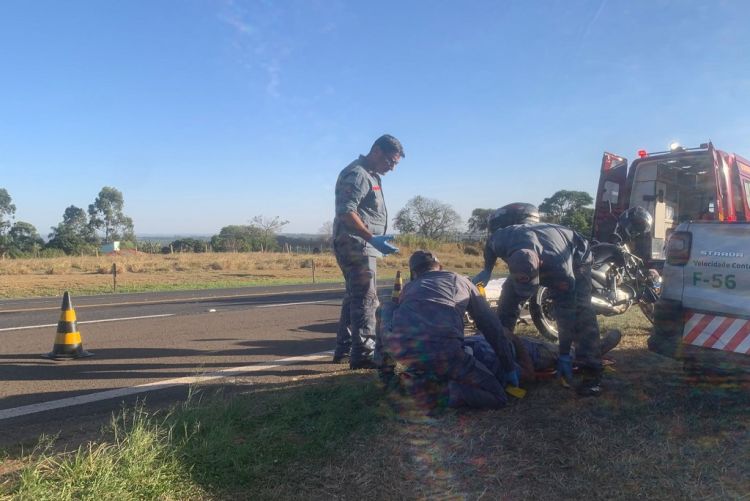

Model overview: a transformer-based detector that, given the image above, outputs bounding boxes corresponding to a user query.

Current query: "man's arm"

[339,211,374,241]
[468,289,516,372]
[472,243,497,285]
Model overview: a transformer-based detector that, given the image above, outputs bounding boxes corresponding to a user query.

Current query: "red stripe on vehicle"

[683,313,714,344]
[723,321,750,353]
[702,317,737,349]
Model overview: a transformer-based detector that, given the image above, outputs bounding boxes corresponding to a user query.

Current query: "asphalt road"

[0,283,391,447]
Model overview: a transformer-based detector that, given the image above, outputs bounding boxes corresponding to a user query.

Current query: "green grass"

[1,376,389,500]
[3,312,748,499]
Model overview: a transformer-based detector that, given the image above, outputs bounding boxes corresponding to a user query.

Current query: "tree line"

[0,186,134,258]
[0,185,594,258]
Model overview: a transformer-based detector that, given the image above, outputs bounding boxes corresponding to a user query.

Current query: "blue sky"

[2,0,749,236]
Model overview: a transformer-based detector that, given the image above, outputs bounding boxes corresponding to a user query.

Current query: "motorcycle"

[529,238,662,342]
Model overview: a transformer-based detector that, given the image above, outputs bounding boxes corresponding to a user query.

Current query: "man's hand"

[557,354,573,386]
[370,235,399,255]
[472,269,492,286]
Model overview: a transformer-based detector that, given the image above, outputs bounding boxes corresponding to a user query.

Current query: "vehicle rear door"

[591,152,628,242]
[733,154,750,221]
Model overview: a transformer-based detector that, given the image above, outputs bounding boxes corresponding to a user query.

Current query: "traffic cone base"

[42,292,94,360]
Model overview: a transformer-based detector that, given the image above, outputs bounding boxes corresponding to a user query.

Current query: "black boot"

[576,368,603,397]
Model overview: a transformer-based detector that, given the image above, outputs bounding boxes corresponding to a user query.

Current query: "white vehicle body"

[650,221,750,369]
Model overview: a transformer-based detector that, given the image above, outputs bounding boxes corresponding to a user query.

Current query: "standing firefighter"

[473,202,606,396]
[332,134,404,369]
[380,251,519,410]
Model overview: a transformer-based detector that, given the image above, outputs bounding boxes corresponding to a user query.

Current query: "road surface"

[0,283,390,447]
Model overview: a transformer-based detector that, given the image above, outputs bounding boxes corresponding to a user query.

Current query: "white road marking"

[255,300,337,308]
[0,286,347,313]
[0,314,176,332]
[0,351,333,420]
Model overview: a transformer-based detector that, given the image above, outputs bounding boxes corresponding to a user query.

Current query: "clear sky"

[2,0,749,237]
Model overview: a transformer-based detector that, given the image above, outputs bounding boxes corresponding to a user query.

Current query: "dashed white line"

[0,351,333,420]
[0,314,176,332]
[255,300,337,308]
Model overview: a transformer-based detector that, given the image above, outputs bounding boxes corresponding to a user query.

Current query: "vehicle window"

[602,181,619,204]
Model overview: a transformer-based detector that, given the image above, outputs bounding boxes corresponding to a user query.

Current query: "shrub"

[463,245,481,256]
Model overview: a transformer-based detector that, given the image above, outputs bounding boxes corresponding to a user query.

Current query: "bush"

[462,245,481,256]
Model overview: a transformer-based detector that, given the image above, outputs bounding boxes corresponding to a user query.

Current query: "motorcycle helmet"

[488,203,540,233]
[618,206,653,240]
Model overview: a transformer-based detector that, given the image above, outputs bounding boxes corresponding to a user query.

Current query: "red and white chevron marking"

[682,311,750,355]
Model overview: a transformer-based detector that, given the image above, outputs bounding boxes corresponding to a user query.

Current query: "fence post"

[312,259,316,284]
[112,263,117,292]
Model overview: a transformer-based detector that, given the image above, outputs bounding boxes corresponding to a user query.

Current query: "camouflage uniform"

[379,270,517,410]
[333,156,388,365]
[484,223,602,373]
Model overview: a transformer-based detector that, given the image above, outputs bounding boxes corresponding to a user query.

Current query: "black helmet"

[488,203,540,233]
[618,206,653,240]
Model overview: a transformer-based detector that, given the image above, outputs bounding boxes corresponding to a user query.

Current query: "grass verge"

[0,375,390,500]
[3,313,747,499]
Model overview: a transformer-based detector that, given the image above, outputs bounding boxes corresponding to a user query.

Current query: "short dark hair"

[372,134,405,158]
[409,250,440,278]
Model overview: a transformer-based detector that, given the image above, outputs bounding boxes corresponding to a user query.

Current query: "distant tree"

[211,225,264,252]
[249,215,288,252]
[0,188,15,235]
[467,208,494,234]
[169,238,207,253]
[318,220,333,247]
[136,240,163,254]
[539,190,594,235]
[88,187,135,244]
[0,188,17,258]
[394,196,462,240]
[7,221,44,256]
[47,205,97,255]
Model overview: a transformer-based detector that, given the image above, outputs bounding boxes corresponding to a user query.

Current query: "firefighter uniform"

[333,156,388,366]
[483,223,603,373]
[380,270,517,410]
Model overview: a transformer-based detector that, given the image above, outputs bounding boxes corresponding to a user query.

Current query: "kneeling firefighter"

[378,250,519,410]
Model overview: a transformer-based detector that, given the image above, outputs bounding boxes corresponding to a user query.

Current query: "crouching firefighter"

[473,202,604,397]
[378,250,520,410]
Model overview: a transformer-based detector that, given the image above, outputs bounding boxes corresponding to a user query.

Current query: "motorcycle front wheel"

[529,286,559,342]
[638,301,656,324]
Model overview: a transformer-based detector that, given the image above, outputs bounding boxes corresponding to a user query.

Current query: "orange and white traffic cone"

[42,291,94,360]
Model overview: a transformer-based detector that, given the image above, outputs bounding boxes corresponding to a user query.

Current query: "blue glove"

[504,369,520,388]
[472,269,492,286]
[557,354,573,385]
[370,235,399,255]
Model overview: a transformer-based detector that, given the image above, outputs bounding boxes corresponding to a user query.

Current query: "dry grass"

[0,243,492,298]
[1,312,747,499]
[365,312,750,499]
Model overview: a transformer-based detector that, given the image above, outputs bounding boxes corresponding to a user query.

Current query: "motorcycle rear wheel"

[529,286,559,342]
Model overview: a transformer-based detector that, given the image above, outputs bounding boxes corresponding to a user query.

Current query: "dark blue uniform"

[333,156,388,365]
[484,223,602,372]
[380,270,517,409]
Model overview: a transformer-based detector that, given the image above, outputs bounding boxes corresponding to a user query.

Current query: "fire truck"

[592,142,750,265]
[592,142,750,372]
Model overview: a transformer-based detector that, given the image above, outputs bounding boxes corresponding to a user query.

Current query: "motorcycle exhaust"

[591,295,630,315]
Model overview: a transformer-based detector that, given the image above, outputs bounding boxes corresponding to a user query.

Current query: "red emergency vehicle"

[591,142,750,265]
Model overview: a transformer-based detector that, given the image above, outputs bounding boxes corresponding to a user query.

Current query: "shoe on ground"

[349,358,378,370]
[576,380,603,397]
[599,329,622,356]
[576,370,603,397]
